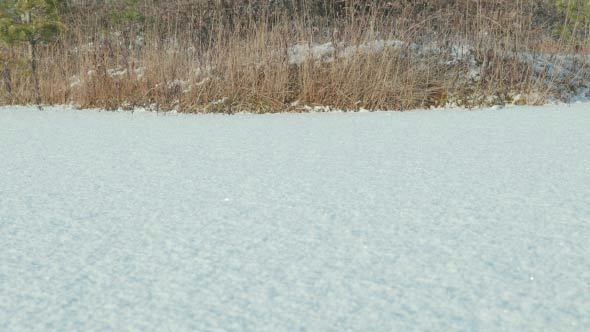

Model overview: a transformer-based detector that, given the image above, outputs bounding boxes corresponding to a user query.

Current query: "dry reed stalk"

[1,0,588,112]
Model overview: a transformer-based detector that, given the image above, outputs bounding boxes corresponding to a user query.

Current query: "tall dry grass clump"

[1,0,589,112]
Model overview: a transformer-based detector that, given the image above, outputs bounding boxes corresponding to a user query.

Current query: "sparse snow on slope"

[287,39,590,104]
[288,39,406,64]
[1,104,590,331]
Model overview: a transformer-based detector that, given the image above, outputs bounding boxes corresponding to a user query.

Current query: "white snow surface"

[1,104,590,331]
[288,39,405,64]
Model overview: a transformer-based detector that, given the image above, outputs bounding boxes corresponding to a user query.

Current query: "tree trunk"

[2,63,12,99]
[29,40,42,110]
[1,47,13,102]
[22,10,42,109]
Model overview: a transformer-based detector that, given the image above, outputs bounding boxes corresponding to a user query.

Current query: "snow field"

[1,104,589,331]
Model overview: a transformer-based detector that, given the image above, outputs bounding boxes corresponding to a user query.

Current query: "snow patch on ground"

[1,104,589,330]
[288,39,406,64]
[287,39,590,103]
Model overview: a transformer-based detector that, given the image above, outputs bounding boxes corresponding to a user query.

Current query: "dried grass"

[1,0,589,112]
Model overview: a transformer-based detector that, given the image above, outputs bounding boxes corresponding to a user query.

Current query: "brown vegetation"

[1,0,589,112]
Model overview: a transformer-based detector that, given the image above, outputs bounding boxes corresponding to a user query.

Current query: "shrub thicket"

[1,0,589,112]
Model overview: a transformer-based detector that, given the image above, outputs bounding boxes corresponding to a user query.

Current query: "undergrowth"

[1,0,589,113]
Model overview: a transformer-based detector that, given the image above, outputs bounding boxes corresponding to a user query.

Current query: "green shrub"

[0,0,64,106]
[554,0,590,37]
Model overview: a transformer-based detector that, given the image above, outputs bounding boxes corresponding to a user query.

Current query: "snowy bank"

[1,103,589,330]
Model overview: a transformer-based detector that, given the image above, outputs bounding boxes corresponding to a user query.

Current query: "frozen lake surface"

[1,104,589,331]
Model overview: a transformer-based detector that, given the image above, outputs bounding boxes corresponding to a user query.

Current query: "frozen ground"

[1,104,589,331]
